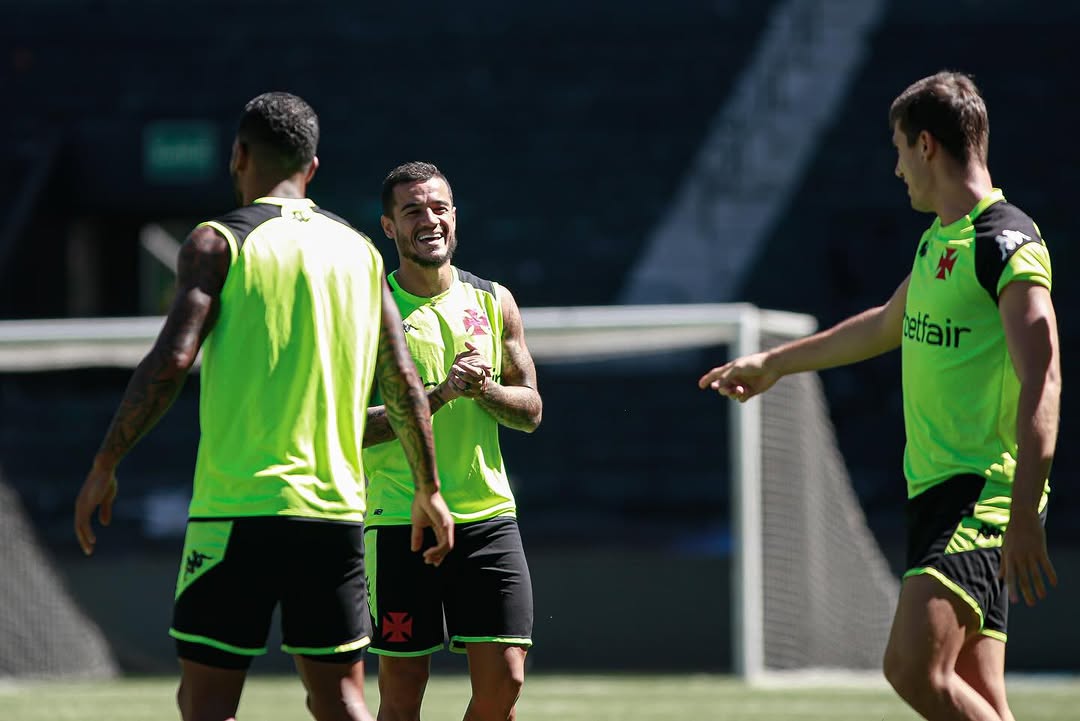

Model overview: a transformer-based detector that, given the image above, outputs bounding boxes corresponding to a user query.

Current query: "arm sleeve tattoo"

[94,226,228,467]
[368,280,440,490]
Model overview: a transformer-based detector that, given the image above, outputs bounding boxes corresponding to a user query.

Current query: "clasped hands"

[444,342,491,399]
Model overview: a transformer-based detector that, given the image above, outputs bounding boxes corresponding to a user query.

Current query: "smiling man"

[698,72,1059,721]
[362,161,542,721]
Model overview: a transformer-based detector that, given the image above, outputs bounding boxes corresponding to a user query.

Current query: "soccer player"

[73,93,454,721]
[362,161,542,721]
[700,72,1059,721]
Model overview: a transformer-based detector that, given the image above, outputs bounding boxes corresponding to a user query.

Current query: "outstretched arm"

[998,280,1060,606]
[74,226,229,555]
[699,275,909,401]
[471,286,542,432]
[371,279,454,564]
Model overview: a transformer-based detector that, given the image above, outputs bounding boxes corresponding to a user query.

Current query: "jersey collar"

[935,188,1005,239]
[252,197,316,208]
[388,266,459,303]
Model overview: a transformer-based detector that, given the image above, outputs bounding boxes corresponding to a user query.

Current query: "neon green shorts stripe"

[903,567,985,630]
[367,644,444,658]
[449,635,533,654]
[282,636,371,656]
[450,635,532,645]
[169,629,265,656]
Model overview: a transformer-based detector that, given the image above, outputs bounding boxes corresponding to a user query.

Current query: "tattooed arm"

[372,279,454,564]
[371,279,440,489]
[363,381,454,449]
[364,344,488,448]
[74,226,228,555]
[472,285,542,432]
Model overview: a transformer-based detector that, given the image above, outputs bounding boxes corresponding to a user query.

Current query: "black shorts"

[170,517,371,669]
[905,474,1047,642]
[366,515,533,656]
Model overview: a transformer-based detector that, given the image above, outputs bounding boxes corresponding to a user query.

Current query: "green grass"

[1,673,1078,720]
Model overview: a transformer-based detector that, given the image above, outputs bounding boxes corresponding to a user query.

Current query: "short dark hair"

[889,71,988,166]
[237,92,319,175]
[381,161,452,216]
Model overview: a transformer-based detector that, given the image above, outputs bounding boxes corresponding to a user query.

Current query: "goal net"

[0,472,117,678]
[0,304,896,682]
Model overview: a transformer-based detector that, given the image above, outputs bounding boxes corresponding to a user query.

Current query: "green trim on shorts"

[981,628,1008,643]
[281,636,371,656]
[175,520,233,600]
[904,567,985,630]
[367,644,444,658]
[169,628,265,656]
[364,528,378,620]
[448,636,533,654]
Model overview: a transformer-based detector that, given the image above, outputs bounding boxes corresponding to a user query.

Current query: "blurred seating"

[3,0,778,307]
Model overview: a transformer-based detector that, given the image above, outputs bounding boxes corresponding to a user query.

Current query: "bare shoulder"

[185,225,230,255]
[494,283,537,388]
[178,225,230,293]
[496,283,526,330]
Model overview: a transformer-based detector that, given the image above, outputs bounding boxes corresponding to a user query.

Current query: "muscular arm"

[1001,281,1060,515]
[700,276,908,400]
[75,226,227,554]
[368,279,440,491]
[475,286,542,432]
[95,226,229,468]
[767,275,909,376]
[363,384,451,448]
[998,280,1060,605]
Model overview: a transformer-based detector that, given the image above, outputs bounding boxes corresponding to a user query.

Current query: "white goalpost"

[0,304,897,683]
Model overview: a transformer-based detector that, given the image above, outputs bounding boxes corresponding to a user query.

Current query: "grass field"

[2,674,1079,721]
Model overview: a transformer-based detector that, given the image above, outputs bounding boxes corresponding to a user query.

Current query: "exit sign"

[143,120,218,183]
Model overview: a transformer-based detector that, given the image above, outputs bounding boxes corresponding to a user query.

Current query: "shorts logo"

[463,308,490,337]
[935,248,958,280]
[383,612,413,643]
[978,523,1002,540]
[184,550,213,578]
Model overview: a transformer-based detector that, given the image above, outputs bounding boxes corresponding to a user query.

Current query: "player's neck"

[934,165,993,226]
[241,175,308,205]
[395,262,454,298]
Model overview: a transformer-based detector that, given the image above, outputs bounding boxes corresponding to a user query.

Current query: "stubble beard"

[401,229,458,269]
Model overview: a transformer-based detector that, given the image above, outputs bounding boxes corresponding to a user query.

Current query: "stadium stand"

[2,0,777,309]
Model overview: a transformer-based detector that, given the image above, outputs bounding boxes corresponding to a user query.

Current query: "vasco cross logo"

[184,550,213,578]
[935,248,958,280]
[463,308,490,336]
[995,229,1031,260]
[383,612,413,643]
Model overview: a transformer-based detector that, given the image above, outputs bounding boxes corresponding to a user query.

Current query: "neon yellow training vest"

[363,267,516,526]
[190,197,383,522]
